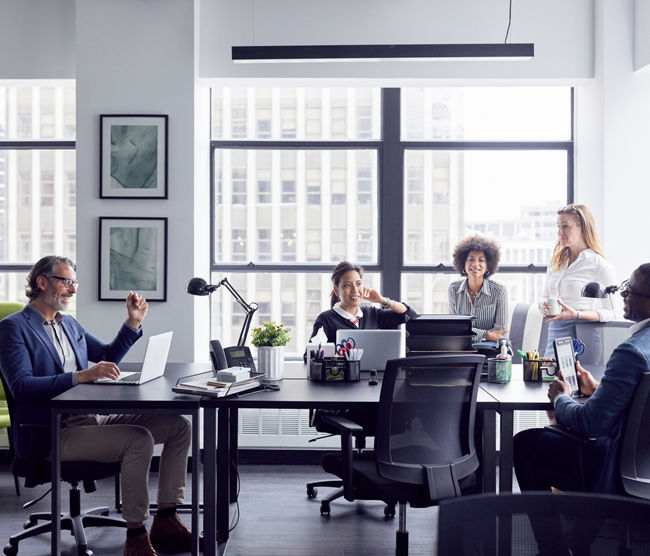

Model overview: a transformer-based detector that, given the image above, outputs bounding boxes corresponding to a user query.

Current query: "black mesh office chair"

[0,374,126,556]
[318,354,484,556]
[438,492,650,556]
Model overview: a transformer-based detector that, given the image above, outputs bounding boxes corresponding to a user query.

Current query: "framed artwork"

[100,114,168,198]
[99,217,168,301]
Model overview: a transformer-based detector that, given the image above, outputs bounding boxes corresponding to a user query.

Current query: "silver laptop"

[335,329,404,372]
[95,331,173,385]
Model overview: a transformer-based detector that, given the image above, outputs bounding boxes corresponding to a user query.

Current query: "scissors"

[336,337,355,357]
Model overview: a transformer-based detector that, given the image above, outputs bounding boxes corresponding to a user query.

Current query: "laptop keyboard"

[117,373,141,383]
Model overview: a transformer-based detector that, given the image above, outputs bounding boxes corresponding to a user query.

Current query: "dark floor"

[0,464,442,555]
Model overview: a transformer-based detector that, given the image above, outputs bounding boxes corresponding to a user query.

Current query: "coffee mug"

[546,298,561,316]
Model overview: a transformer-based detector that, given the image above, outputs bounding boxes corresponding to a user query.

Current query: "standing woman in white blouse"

[540,204,618,357]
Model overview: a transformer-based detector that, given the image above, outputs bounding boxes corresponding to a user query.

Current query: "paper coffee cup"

[547,298,561,316]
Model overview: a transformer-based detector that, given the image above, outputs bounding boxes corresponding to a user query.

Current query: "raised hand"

[126,291,148,329]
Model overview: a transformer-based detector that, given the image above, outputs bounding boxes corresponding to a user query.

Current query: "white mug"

[546,298,561,316]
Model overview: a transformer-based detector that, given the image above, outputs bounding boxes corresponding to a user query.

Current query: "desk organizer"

[406,314,475,357]
[309,357,360,382]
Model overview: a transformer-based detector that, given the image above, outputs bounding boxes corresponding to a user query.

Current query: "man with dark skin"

[513,263,650,555]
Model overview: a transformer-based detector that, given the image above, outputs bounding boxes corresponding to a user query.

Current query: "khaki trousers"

[58,414,191,523]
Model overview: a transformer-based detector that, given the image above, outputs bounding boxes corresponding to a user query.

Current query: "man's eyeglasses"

[47,275,79,288]
[619,279,650,299]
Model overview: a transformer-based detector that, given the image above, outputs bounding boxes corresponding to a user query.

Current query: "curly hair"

[330,261,363,308]
[25,255,76,301]
[452,236,501,278]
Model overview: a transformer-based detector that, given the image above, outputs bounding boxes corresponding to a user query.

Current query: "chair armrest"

[319,413,363,500]
[318,413,364,434]
[544,424,594,443]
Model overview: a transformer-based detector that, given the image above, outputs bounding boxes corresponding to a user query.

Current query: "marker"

[517,350,527,360]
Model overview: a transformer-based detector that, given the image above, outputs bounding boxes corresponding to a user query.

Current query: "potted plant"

[250,321,292,383]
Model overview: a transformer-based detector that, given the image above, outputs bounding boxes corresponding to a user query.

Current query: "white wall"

[0,0,75,79]
[200,0,594,80]
[75,0,210,363]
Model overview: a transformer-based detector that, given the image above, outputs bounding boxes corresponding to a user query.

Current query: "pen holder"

[523,360,541,382]
[345,360,361,382]
[310,357,348,381]
[487,357,511,384]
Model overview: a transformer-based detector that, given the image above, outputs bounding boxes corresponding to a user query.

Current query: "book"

[175,377,262,397]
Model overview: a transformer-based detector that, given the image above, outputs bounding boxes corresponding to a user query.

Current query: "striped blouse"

[448,278,509,342]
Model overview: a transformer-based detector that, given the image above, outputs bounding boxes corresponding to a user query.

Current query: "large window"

[211,87,572,356]
[0,85,76,304]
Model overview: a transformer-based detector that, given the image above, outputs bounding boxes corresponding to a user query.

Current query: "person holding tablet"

[448,235,509,343]
[514,263,650,492]
[310,261,417,343]
[539,204,618,358]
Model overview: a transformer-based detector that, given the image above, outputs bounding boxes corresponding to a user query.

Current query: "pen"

[517,350,527,360]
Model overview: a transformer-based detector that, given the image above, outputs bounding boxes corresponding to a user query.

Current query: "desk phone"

[210,340,257,373]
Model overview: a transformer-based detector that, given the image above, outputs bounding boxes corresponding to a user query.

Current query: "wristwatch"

[382,298,392,309]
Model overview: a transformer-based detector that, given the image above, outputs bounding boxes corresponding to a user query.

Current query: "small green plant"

[250,321,292,347]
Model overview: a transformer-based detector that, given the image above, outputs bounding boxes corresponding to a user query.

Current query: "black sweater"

[310,304,418,343]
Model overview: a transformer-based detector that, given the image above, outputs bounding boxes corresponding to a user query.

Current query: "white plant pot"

[257,346,285,383]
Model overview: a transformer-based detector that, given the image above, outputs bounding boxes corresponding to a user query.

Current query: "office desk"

[200,363,499,555]
[50,362,206,556]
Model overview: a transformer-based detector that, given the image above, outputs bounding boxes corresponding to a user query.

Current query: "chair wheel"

[4,543,18,556]
[307,486,318,498]
[384,503,396,518]
[320,501,330,516]
[78,548,93,556]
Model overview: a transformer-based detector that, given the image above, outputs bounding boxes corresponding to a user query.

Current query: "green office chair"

[0,302,25,496]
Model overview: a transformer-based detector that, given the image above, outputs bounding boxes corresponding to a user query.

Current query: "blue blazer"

[555,320,650,493]
[0,306,141,457]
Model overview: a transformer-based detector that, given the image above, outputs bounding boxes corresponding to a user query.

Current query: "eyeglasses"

[619,279,650,299]
[47,275,79,288]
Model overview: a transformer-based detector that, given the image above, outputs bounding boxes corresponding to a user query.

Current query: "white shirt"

[544,248,619,322]
[332,302,363,324]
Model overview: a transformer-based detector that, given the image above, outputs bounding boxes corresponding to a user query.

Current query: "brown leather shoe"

[150,514,203,553]
[124,531,157,556]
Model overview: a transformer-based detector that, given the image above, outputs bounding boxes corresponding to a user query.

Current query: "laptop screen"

[335,329,404,371]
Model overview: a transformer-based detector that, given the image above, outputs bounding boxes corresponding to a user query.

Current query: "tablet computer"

[553,337,582,397]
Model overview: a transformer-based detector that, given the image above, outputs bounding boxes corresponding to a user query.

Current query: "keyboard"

[115,372,141,383]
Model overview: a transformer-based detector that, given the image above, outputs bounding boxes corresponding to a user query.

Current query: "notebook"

[94,331,173,385]
[335,329,404,372]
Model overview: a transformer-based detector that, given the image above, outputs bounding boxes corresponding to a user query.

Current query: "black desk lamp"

[186,277,258,347]
[581,282,620,298]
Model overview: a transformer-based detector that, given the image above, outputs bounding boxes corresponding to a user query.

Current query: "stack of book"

[175,373,262,397]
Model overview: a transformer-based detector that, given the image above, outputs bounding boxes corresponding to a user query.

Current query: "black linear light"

[232,43,534,63]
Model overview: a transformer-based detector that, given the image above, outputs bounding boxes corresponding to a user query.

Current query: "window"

[0,85,76,302]
[211,87,572,355]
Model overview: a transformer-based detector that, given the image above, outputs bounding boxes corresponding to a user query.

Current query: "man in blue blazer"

[0,256,197,556]
[514,262,650,553]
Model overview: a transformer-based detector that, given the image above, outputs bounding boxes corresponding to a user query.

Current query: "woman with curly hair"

[448,235,509,343]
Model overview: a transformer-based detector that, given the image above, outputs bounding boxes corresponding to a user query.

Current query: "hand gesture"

[547,369,572,402]
[545,300,578,322]
[362,287,385,305]
[486,329,509,342]
[126,291,148,329]
[576,361,599,397]
[77,361,120,383]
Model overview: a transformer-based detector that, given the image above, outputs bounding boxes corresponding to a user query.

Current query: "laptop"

[95,331,173,385]
[335,329,404,372]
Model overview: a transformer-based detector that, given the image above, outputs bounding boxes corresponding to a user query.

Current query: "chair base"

[4,505,126,556]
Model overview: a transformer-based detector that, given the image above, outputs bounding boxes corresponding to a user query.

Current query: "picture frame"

[100,114,168,199]
[99,217,168,301]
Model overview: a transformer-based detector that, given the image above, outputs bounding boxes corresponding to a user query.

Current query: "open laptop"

[335,329,404,372]
[95,331,173,385]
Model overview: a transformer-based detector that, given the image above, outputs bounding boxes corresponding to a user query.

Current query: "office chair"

[0,373,126,556]
[0,302,25,496]
[438,491,650,556]
[318,354,484,556]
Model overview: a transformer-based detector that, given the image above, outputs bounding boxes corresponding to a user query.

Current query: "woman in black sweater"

[310,261,417,342]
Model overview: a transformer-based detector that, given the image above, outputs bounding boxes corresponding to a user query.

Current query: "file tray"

[172,371,265,398]
[406,314,474,336]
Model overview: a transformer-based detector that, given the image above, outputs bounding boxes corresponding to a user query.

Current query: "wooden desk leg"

[480,409,497,493]
[203,407,217,556]
[499,409,514,493]
[216,407,231,544]
[230,408,238,503]
[51,411,62,556]
[191,409,200,556]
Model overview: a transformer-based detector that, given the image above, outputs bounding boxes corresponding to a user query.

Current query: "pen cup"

[309,360,323,381]
[523,360,541,382]
[345,360,361,382]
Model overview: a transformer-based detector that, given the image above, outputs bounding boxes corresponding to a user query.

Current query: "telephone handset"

[209,340,257,373]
